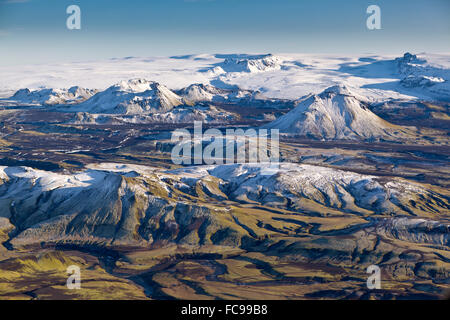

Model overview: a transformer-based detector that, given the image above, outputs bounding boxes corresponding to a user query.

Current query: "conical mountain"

[264,85,402,140]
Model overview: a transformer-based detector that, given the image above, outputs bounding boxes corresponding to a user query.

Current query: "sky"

[0,0,449,66]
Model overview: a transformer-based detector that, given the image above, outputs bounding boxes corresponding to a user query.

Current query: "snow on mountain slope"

[177,83,252,103]
[211,54,283,73]
[375,217,449,246]
[400,75,445,88]
[176,83,292,108]
[263,85,408,140]
[395,53,450,99]
[1,163,448,248]
[7,86,97,106]
[71,104,237,124]
[338,52,450,101]
[174,163,449,217]
[73,79,184,114]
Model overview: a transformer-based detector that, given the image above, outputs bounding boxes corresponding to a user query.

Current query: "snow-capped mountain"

[176,83,292,108]
[394,53,449,98]
[73,79,184,114]
[9,86,97,105]
[175,163,449,218]
[66,80,292,122]
[216,54,283,73]
[71,104,237,124]
[375,217,449,246]
[400,75,445,88]
[177,83,248,103]
[2,52,449,103]
[263,85,407,140]
[396,53,449,85]
[396,52,435,77]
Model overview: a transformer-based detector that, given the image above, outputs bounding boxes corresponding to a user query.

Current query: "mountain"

[9,86,97,105]
[2,53,450,104]
[177,83,251,103]
[176,83,292,108]
[73,79,184,114]
[1,162,448,299]
[216,54,282,73]
[395,52,450,99]
[400,75,445,88]
[67,81,247,123]
[396,52,428,75]
[71,104,238,124]
[263,85,408,140]
[0,162,448,249]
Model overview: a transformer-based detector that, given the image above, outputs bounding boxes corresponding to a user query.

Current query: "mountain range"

[1,162,448,249]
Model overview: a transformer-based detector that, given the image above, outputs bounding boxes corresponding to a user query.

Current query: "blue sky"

[0,0,449,65]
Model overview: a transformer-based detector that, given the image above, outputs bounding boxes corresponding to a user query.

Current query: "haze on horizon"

[0,0,449,66]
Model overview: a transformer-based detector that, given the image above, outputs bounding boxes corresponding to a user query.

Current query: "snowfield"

[1,52,449,103]
[8,86,97,106]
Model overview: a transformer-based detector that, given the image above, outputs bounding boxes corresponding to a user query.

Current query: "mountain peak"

[75,79,184,114]
[112,78,159,93]
[321,84,353,96]
[263,85,402,140]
